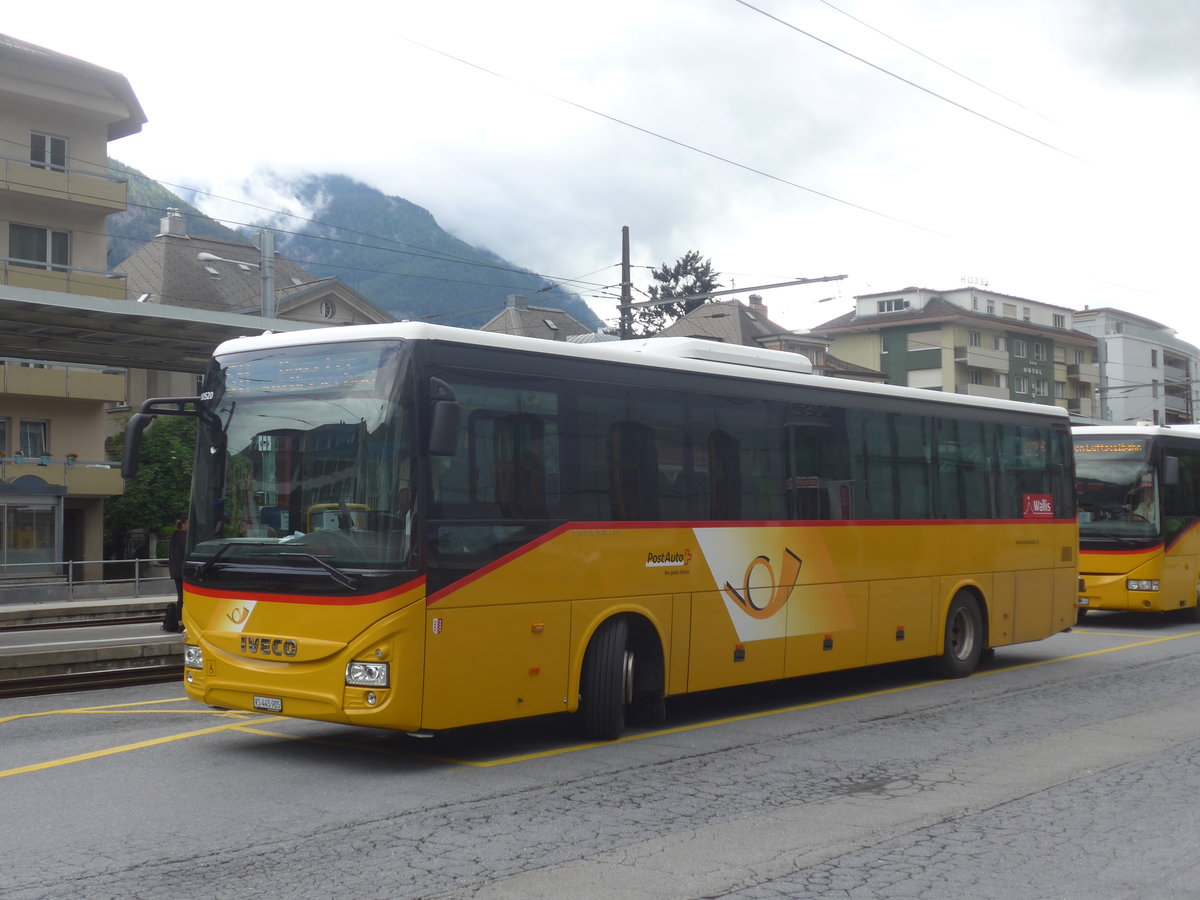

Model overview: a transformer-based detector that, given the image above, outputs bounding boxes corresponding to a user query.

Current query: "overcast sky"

[10,0,1200,340]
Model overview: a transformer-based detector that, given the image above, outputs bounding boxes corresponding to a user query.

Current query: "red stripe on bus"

[425,518,1074,605]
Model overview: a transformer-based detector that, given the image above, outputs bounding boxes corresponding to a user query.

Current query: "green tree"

[632,251,722,336]
[106,416,197,541]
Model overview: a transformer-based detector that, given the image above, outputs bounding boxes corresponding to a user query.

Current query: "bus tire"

[929,592,983,678]
[580,616,630,740]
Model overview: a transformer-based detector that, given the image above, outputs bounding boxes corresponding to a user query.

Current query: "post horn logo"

[227,606,251,625]
[722,548,803,620]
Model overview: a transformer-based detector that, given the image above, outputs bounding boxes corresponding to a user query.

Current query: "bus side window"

[493,413,553,519]
[708,429,741,520]
[610,421,659,521]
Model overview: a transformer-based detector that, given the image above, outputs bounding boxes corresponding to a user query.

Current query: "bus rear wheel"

[580,617,631,740]
[929,592,983,678]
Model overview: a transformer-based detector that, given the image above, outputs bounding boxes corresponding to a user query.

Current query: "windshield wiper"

[194,542,235,582]
[278,552,363,590]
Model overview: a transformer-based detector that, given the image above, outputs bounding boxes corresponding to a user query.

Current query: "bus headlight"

[183,645,204,669]
[346,661,390,687]
[1127,579,1161,592]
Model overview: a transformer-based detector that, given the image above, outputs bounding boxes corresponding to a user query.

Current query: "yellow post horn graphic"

[722,548,802,619]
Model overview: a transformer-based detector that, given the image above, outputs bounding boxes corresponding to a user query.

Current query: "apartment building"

[1074,307,1200,425]
[0,35,145,574]
[809,286,1099,417]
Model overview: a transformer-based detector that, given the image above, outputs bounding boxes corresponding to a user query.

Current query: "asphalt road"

[3,610,1199,899]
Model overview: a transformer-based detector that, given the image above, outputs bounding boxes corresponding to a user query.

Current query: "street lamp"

[197,228,276,318]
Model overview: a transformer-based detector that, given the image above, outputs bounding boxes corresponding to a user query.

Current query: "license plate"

[253,696,283,713]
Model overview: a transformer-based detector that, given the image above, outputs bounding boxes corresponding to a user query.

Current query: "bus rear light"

[346,661,390,687]
[183,645,204,669]
[1127,579,1160,592]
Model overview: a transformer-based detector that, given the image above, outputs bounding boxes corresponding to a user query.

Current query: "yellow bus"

[124,323,1077,739]
[1074,425,1200,619]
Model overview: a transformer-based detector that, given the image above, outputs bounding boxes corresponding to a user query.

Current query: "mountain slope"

[106,164,602,330]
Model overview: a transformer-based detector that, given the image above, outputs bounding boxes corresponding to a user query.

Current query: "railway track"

[0,662,182,698]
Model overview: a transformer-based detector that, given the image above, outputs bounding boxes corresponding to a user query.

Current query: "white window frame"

[9,224,69,271]
[1012,339,1027,359]
[19,420,48,458]
[1013,375,1029,394]
[30,132,67,172]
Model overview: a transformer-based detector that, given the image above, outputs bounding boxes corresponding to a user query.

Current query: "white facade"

[1074,308,1200,425]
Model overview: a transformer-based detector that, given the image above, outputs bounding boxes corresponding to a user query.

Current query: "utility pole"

[619,226,632,340]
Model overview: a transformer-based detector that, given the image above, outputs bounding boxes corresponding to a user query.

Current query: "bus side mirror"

[427,377,460,457]
[429,401,461,457]
[1164,456,1180,486]
[121,413,155,479]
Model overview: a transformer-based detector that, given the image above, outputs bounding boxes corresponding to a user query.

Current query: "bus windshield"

[1074,437,1159,540]
[190,340,415,584]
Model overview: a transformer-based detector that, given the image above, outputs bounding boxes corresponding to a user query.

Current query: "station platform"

[0,594,183,693]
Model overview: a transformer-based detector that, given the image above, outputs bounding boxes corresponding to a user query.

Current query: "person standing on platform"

[163,519,187,632]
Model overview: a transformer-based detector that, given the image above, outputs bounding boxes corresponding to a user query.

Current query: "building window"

[1022,307,1032,322]
[986,301,995,315]
[877,299,907,313]
[1033,343,1048,361]
[1013,376,1029,394]
[968,331,981,347]
[1054,381,1066,398]
[1033,378,1048,397]
[1074,384,1086,400]
[1153,379,1160,398]
[30,133,67,172]
[1012,339,1027,359]
[1053,314,1065,328]
[9,224,68,270]
[994,373,1009,389]
[993,336,1007,352]
[1074,350,1085,365]
[0,418,7,455]
[969,369,982,385]
[19,420,47,458]
[1151,349,1158,368]
[1003,303,1017,318]
[320,299,335,319]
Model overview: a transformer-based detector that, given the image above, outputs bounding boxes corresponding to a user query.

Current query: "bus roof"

[1073,424,1200,440]
[214,321,1071,422]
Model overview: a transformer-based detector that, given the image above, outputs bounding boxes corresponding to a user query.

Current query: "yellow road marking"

[0,716,278,779]
[6,629,1200,775]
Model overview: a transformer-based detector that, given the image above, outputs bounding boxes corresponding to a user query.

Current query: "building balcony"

[0,155,127,214]
[1,259,127,300]
[1065,397,1096,417]
[1066,362,1100,382]
[1164,364,1189,383]
[1165,393,1191,415]
[955,383,1010,401]
[0,360,126,401]
[0,458,124,498]
[954,345,1009,370]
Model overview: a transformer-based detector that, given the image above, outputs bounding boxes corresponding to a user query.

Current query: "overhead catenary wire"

[731,0,1086,163]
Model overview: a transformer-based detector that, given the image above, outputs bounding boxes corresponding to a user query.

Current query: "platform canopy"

[0,285,319,374]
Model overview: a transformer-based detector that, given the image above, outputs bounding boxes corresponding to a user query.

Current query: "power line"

[397,35,945,236]
[733,0,1085,163]
[813,0,1058,124]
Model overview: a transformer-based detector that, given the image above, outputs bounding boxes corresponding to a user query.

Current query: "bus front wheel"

[580,616,631,740]
[930,592,983,678]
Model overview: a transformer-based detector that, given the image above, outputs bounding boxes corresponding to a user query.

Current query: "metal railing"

[0,557,173,605]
